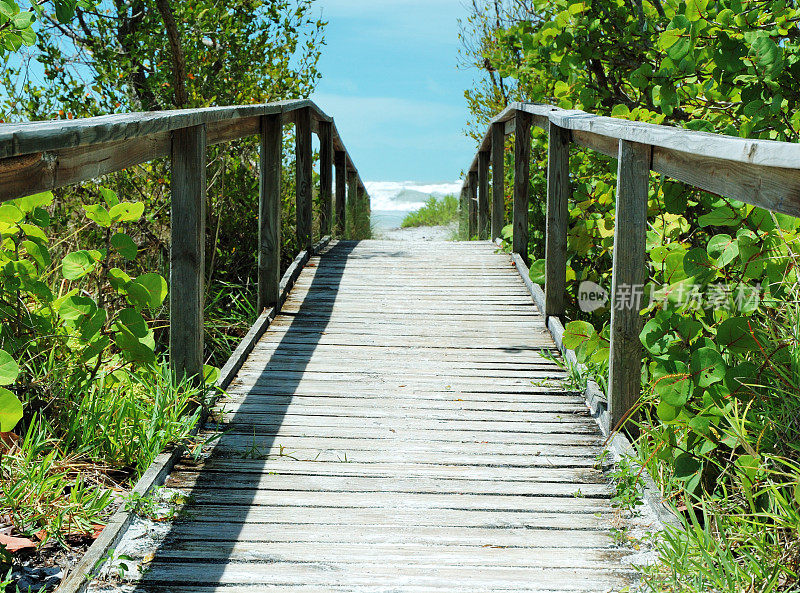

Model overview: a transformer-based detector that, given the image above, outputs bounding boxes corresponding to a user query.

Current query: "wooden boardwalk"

[125,240,635,592]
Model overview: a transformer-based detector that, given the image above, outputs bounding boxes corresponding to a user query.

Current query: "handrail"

[0,99,371,381]
[461,101,800,431]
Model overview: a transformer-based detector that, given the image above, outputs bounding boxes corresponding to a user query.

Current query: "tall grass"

[401,195,459,228]
[1,365,201,542]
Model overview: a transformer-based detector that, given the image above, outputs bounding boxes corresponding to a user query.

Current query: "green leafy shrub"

[0,187,203,541]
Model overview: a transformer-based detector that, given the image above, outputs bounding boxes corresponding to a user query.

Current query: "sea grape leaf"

[0,349,20,385]
[0,387,23,432]
[691,347,726,387]
[62,251,97,280]
[110,232,138,260]
[562,320,596,350]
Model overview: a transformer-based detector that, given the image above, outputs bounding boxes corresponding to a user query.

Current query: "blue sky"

[310,0,477,183]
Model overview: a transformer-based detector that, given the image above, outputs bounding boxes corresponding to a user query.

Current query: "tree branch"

[154,0,188,107]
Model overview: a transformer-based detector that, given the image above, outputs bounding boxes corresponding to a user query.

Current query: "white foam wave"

[365,180,462,212]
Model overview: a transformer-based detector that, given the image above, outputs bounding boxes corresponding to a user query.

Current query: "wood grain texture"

[478,150,490,239]
[169,124,206,381]
[257,114,282,313]
[0,99,330,159]
[468,170,478,238]
[319,121,334,236]
[0,103,369,208]
[459,186,468,237]
[334,150,347,234]
[513,111,532,264]
[295,107,313,251]
[346,170,357,239]
[545,122,570,317]
[463,102,800,221]
[608,141,651,432]
[491,122,505,240]
[98,240,635,593]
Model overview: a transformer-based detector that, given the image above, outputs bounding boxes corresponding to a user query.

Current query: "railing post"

[513,110,532,264]
[478,150,490,240]
[360,183,371,221]
[257,113,282,314]
[347,169,357,239]
[356,183,370,237]
[609,140,651,431]
[491,122,505,241]
[295,106,313,251]
[459,186,468,238]
[468,170,478,238]
[544,123,571,317]
[319,121,333,237]
[334,150,346,235]
[170,124,206,381]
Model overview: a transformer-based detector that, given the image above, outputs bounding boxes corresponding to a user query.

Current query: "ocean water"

[365,180,462,231]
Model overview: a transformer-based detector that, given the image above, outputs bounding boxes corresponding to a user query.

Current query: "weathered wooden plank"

[491,121,505,241]
[136,562,632,588]
[223,386,572,402]
[294,107,313,250]
[0,100,308,158]
[177,490,608,513]
[0,132,170,202]
[206,425,599,445]
[608,140,650,431]
[478,149,490,239]
[161,523,616,548]
[168,471,610,495]
[198,438,602,464]
[104,582,623,593]
[166,506,612,530]
[540,102,800,169]
[242,354,561,372]
[169,124,206,380]
[141,541,625,568]
[257,114,282,312]
[513,110,532,263]
[177,457,606,478]
[217,395,586,413]
[105,582,625,593]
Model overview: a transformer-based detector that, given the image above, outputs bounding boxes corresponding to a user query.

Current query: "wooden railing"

[0,99,370,381]
[462,101,800,431]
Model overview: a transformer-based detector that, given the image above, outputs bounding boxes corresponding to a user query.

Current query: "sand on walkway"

[376,222,457,241]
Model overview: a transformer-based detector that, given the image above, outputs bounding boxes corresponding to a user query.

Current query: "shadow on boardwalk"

[141,241,360,589]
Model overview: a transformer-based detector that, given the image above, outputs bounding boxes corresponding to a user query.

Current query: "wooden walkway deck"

[121,240,635,592]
